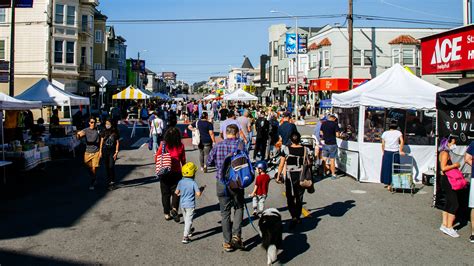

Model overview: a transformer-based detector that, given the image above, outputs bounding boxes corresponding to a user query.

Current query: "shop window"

[334,107,359,142]
[402,48,414,66]
[353,50,361,66]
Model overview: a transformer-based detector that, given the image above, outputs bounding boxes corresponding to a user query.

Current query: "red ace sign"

[421,25,474,75]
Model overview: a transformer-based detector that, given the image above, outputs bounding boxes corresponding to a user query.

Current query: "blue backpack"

[221,142,255,189]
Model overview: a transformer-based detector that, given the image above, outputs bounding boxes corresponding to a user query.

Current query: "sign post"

[97,76,108,108]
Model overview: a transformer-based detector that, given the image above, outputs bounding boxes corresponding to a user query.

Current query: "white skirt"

[469,179,474,208]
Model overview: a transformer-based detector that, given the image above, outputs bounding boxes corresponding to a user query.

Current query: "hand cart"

[391,152,415,195]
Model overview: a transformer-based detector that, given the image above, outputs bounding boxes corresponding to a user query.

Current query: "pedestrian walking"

[380,120,405,190]
[219,104,229,121]
[175,162,205,244]
[250,161,270,216]
[99,119,120,190]
[237,110,252,151]
[77,117,101,190]
[219,112,247,143]
[188,112,215,173]
[278,111,298,148]
[320,114,341,180]
[156,127,186,222]
[464,140,474,243]
[149,112,164,154]
[254,111,270,161]
[276,132,308,229]
[299,105,306,120]
[207,124,246,252]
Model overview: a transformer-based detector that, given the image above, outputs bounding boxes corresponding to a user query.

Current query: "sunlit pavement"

[0,123,472,265]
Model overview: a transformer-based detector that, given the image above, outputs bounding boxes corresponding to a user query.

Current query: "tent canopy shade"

[16,78,90,106]
[436,82,474,110]
[0,92,42,110]
[332,64,443,110]
[223,89,258,101]
[113,86,151,100]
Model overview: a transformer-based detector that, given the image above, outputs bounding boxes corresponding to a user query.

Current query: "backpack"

[221,141,255,189]
[256,118,269,139]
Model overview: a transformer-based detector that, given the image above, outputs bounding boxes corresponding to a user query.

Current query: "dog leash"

[244,202,262,237]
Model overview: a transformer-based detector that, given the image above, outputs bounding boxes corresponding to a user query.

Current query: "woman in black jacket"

[100,119,120,190]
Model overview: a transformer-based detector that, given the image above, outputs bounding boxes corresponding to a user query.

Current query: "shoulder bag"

[192,121,201,146]
[445,168,467,191]
[155,142,172,178]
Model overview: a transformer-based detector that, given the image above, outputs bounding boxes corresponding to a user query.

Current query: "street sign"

[99,87,106,93]
[97,76,108,88]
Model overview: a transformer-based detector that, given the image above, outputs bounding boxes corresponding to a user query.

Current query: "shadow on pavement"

[191,225,222,242]
[278,233,310,264]
[116,176,158,189]
[0,249,94,265]
[194,203,220,220]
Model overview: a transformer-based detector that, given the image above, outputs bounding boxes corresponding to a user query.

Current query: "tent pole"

[69,103,72,125]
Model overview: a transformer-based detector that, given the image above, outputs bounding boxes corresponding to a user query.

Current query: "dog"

[258,208,282,265]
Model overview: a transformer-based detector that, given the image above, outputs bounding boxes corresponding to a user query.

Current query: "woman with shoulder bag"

[188,112,215,173]
[156,127,186,222]
[276,131,309,229]
[438,136,465,238]
[99,119,120,191]
[150,112,164,154]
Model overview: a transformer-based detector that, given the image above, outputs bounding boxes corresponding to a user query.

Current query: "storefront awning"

[262,90,273,97]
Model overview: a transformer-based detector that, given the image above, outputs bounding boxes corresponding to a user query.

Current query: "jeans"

[199,143,212,168]
[253,138,268,160]
[152,134,162,154]
[216,180,244,243]
[285,173,304,219]
[252,195,267,213]
[160,172,181,215]
[103,151,116,184]
[246,132,253,151]
[182,207,195,237]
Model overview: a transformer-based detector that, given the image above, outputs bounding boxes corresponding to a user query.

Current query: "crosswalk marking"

[131,137,149,148]
[282,192,311,217]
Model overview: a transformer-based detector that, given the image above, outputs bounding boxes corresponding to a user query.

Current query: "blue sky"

[100,0,462,84]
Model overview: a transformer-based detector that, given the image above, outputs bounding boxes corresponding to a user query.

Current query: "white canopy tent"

[16,78,90,106]
[223,89,258,101]
[331,64,444,183]
[0,93,43,177]
[203,94,216,100]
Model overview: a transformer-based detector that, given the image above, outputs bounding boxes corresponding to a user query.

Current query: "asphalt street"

[0,123,472,265]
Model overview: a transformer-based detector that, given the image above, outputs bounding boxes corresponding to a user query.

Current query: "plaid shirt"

[207,138,245,180]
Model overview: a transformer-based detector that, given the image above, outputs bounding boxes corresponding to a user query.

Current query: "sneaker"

[108,182,116,191]
[182,237,191,244]
[439,225,448,234]
[223,242,234,252]
[170,209,180,223]
[188,227,195,237]
[231,235,244,250]
[331,175,337,180]
[470,235,474,243]
[200,167,204,172]
[203,166,207,173]
[252,209,258,216]
[443,227,460,238]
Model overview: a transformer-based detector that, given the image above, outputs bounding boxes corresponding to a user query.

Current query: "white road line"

[350,190,367,194]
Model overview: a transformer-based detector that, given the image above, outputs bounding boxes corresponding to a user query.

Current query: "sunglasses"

[89,121,96,124]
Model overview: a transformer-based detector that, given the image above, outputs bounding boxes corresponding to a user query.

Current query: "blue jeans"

[152,134,162,154]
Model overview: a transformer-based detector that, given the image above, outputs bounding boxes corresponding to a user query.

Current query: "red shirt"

[156,142,186,173]
[255,173,270,196]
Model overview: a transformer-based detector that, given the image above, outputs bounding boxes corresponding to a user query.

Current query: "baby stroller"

[300,135,320,176]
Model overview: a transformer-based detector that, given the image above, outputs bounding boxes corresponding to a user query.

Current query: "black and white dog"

[258,208,282,265]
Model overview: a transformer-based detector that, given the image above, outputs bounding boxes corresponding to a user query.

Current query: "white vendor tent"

[0,92,42,110]
[16,78,90,106]
[223,89,258,101]
[203,94,216,100]
[332,64,442,109]
[112,86,151,100]
[331,64,444,184]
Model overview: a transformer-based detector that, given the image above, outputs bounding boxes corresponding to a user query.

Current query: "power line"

[355,14,461,27]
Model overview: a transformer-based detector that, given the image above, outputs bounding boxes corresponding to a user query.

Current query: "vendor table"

[0,146,51,171]
[47,136,81,157]
[0,160,12,184]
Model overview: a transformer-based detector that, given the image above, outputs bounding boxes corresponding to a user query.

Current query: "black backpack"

[256,118,269,139]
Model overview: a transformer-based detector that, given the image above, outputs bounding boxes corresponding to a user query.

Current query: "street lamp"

[137,49,148,89]
[270,10,299,119]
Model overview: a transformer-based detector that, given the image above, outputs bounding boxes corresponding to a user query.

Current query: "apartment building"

[267,24,287,101]
[0,0,99,96]
[227,56,259,93]
[93,9,106,71]
[105,25,126,88]
[306,25,454,93]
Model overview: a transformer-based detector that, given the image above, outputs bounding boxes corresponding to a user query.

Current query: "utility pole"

[295,19,299,119]
[8,0,16,96]
[47,0,53,82]
[348,0,354,90]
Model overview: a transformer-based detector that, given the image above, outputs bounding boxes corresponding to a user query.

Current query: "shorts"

[322,144,338,159]
[84,152,100,168]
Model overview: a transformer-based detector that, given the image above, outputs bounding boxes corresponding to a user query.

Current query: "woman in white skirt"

[464,140,474,243]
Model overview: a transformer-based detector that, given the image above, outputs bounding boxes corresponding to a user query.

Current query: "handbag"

[299,148,314,192]
[155,142,172,177]
[192,121,200,146]
[445,168,467,191]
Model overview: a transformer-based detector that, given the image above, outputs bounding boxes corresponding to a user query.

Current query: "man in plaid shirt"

[207,124,246,252]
